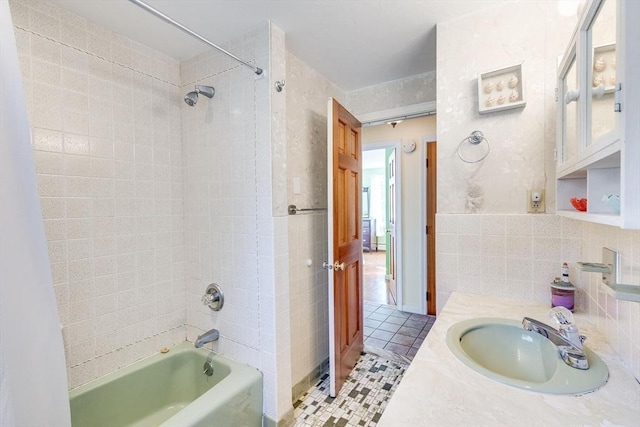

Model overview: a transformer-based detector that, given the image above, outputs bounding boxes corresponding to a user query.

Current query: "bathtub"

[69,343,263,427]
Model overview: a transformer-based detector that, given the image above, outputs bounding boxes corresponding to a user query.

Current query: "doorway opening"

[362,147,397,306]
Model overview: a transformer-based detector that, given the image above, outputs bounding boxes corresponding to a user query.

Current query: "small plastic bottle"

[561,262,570,283]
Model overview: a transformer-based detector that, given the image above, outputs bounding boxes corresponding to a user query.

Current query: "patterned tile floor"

[364,302,436,360]
[293,353,407,426]
[293,305,436,426]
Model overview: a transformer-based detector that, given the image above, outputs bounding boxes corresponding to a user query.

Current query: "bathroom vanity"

[378,292,640,426]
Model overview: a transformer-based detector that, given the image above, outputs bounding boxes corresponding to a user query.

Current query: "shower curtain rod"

[127,0,263,75]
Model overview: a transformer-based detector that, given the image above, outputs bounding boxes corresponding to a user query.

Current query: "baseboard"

[291,357,330,402]
[399,304,423,314]
[263,407,295,427]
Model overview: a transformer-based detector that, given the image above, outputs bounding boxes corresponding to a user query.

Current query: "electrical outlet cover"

[527,189,546,213]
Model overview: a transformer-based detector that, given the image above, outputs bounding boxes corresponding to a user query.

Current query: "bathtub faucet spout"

[195,328,219,348]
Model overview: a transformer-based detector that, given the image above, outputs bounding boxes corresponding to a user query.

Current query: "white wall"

[347,71,436,116]
[10,0,186,389]
[436,1,639,380]
[437,1,573,214]
[363,116,436,312]
[285,50,345,389]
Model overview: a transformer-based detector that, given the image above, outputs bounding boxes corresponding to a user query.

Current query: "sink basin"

[446,318,609,395]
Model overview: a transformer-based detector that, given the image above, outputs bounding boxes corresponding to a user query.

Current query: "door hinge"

[426,291,429,301]
[426,158,429,168]
[426,225,429,235]
[614,82,622,112]
[554,87,558,102]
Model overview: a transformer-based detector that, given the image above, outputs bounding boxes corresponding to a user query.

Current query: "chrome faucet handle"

[550,307,585,349]
[550,306,574,325]
[202,283,224,311]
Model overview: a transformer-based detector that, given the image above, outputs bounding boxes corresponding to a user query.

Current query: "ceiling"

[49,0,505,91]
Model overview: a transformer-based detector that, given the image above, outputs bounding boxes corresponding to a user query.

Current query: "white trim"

[362,141,402,311]
[420,135,437,315]
[357,101,437,126]
[400,304,424,315]
[326,98,336,398]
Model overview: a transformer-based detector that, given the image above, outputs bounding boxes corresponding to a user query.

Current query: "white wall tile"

[437,213,640,380]
[12,0,185,388]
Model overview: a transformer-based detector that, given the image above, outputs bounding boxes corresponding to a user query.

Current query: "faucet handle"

[550,306,574,325]
[202,283,224,311]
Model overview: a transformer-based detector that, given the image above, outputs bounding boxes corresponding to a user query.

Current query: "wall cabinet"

[556,0,639,229]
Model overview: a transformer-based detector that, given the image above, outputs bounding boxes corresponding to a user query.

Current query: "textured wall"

[346,71,436,116]
[285,50,344,388]
[10,0,186,389]
[436,2,579,214]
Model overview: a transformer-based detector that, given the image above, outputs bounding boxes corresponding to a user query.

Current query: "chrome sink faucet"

[522,308,588,370]
[194,328,219,348]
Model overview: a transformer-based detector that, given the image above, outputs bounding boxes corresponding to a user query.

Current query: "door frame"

[422,137,437,315]
[361,141,403,310]
[357,102,436,316]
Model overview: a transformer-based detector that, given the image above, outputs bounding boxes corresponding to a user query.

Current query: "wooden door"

[327,98,363,397]
[426,142,437,315]
[387,149,397,300]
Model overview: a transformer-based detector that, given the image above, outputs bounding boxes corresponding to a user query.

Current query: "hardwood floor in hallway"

[363,250,395,305]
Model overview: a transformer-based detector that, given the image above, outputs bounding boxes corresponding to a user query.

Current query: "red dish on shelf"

[570,197,587,212]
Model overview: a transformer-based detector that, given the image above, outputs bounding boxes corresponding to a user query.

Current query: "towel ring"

[457,131,490,163]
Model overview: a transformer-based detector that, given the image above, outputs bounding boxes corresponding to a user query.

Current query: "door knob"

[334,261,346,271]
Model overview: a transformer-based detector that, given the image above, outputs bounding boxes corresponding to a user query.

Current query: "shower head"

[184,91,198,106]
[184,85,215,106]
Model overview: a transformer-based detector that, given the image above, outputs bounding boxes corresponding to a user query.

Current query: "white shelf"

[602,282,640,302]
[556,140,621,179]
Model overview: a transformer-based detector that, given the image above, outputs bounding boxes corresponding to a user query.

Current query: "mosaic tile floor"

[293,353,408,426]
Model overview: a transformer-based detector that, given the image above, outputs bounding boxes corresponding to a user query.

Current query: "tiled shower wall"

[181,23,293,421]
[10,0,186,388]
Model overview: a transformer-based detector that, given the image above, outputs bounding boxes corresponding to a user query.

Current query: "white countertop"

[378,292,640,426]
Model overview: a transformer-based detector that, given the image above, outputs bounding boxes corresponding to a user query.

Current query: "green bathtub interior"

[69,343,262,427]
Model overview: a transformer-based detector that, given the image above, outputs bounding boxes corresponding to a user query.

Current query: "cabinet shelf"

[556,140,620,179]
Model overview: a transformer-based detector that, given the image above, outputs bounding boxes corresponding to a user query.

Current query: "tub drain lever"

[203,353,214,376]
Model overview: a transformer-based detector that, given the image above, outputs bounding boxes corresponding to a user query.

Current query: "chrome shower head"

[184,85,215,106]
[184,91,198,106]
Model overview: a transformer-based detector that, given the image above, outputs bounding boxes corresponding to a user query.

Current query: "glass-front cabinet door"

[587,0,618,147]
[556,0,639,229]
[559,50,579,165]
